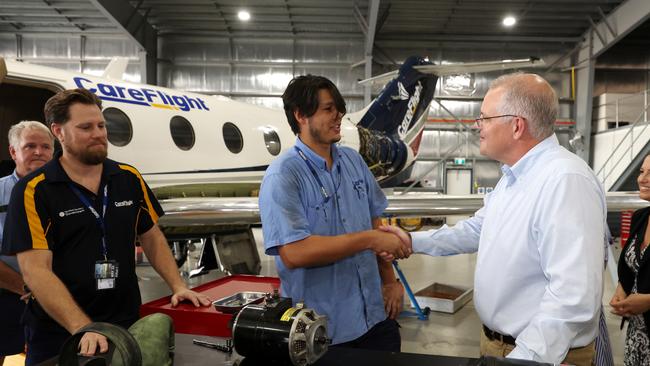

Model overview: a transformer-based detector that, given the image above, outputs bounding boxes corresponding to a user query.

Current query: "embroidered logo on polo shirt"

[59,207,85,217]
[114,200,133,207]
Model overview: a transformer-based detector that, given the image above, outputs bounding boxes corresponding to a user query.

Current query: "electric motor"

[232,294,329,366]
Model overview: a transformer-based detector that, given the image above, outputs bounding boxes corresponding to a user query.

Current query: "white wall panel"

[0,34,16,57]
[295,40,363,63]
[22,35,80,59]
[169,65,230,92]
[0,34,141,81]
[162,38,231,61]
[233,66,293,94]
[85,37,138,59]
[234,39,293,62]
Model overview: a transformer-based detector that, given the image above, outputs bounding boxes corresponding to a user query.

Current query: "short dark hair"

[44,88,102,126]
[281,75,346,135]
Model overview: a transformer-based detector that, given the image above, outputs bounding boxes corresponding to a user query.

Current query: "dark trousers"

[0,291,26,356]
[24,326,70,366]
[332,318,401,352]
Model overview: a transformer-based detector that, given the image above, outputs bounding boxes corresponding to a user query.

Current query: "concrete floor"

[139,226,626,364]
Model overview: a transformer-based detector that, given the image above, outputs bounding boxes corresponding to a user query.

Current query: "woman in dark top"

[611,154,650,365]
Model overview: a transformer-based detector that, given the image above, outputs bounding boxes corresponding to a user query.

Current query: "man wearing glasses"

[382,73,605,365]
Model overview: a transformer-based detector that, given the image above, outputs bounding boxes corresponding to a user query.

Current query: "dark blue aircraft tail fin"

[357,56,436,179]
[358,56,437,137]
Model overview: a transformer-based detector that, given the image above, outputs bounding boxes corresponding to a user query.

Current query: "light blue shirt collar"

[294,137,340,171]
[10,170,19,183]
[500,134,559,186]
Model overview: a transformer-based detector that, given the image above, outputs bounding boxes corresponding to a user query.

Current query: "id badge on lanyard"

[95,260,119,290]
[69,183,119,291]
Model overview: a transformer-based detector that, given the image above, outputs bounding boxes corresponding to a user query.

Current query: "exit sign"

[454,158,466,165]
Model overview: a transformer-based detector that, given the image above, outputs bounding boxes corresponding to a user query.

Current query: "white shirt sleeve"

[506,173,605,363]
[411,204,485,256]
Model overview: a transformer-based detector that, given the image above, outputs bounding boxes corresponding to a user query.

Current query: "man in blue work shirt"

[0,121,54,365]
[259,75,410,351]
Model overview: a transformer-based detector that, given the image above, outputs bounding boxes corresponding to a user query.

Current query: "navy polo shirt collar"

[45,150,122,183]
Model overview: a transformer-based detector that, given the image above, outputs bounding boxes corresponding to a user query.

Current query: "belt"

[483,325,516,346]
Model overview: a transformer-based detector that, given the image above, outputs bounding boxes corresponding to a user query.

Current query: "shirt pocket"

[351,179,368,201]
[306,200,330,225]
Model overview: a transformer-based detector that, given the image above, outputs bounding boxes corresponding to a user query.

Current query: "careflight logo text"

[74,77,209,112]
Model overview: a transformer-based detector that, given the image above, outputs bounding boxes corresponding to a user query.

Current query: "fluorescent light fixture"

[238,10,251,21]
[502,16,516,27]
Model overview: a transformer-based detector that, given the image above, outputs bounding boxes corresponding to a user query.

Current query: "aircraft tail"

[102,57,129,80]
[357,56,437,178]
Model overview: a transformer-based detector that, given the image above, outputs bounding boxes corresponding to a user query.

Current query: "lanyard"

[69,183,109,260]
[294,146,340,203]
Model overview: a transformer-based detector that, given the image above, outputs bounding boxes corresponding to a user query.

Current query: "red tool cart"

[140,275,280,337]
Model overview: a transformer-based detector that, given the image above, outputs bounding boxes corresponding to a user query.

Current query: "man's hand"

[369,230,410,259]
[382,281,404,319]
[78,332,109,356]
[171,287,212,307]
[611,293,650,317]
[376,225,412,261]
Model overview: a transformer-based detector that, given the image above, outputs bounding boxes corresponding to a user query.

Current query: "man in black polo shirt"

[0,88,211,365]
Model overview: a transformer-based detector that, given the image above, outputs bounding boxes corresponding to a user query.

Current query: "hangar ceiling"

[0,0,631,65]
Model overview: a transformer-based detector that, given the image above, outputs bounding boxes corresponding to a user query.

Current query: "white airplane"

[0,55,545,274]
[0,56,543,191]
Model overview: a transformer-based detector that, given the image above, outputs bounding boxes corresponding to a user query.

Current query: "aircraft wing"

[358,57,544,86]
[158,192,642,227]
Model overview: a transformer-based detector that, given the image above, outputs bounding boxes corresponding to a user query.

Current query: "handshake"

[369,225,412,261]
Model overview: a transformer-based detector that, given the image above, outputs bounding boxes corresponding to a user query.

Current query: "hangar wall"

[0,33,142,82]
[158,36,367,112]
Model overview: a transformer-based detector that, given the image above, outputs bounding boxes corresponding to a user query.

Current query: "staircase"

[592,90,650,191]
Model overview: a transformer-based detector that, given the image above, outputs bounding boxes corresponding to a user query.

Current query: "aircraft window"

[223,122,243,154]
[103,107,132,147]
[263,128,281,156]
[170,116,195,151]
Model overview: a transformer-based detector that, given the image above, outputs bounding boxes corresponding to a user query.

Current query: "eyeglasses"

[474,114,519,128]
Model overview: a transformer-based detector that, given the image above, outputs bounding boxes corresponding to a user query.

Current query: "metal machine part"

[193,338,233,353]
[212,291,265,313]
[358,126,408,178]
[232,294,330,366]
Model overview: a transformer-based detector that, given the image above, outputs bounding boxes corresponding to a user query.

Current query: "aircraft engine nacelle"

[358,126,409,179]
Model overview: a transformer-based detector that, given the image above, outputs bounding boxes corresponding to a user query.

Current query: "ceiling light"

[502,16,516,27]
[238,10,251,21]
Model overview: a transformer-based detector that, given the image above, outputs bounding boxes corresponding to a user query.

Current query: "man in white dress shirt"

[383,73,605,365]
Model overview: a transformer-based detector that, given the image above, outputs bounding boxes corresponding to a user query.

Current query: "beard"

[309,124,341,145]
[64,141,108,165]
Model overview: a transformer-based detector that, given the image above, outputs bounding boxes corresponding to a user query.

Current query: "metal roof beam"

[573,0,650,162]
[88,0,157,84]
[580,0,650,60]
[377,34,581,43]
[364,0,379,105]
[42,0,85,31]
